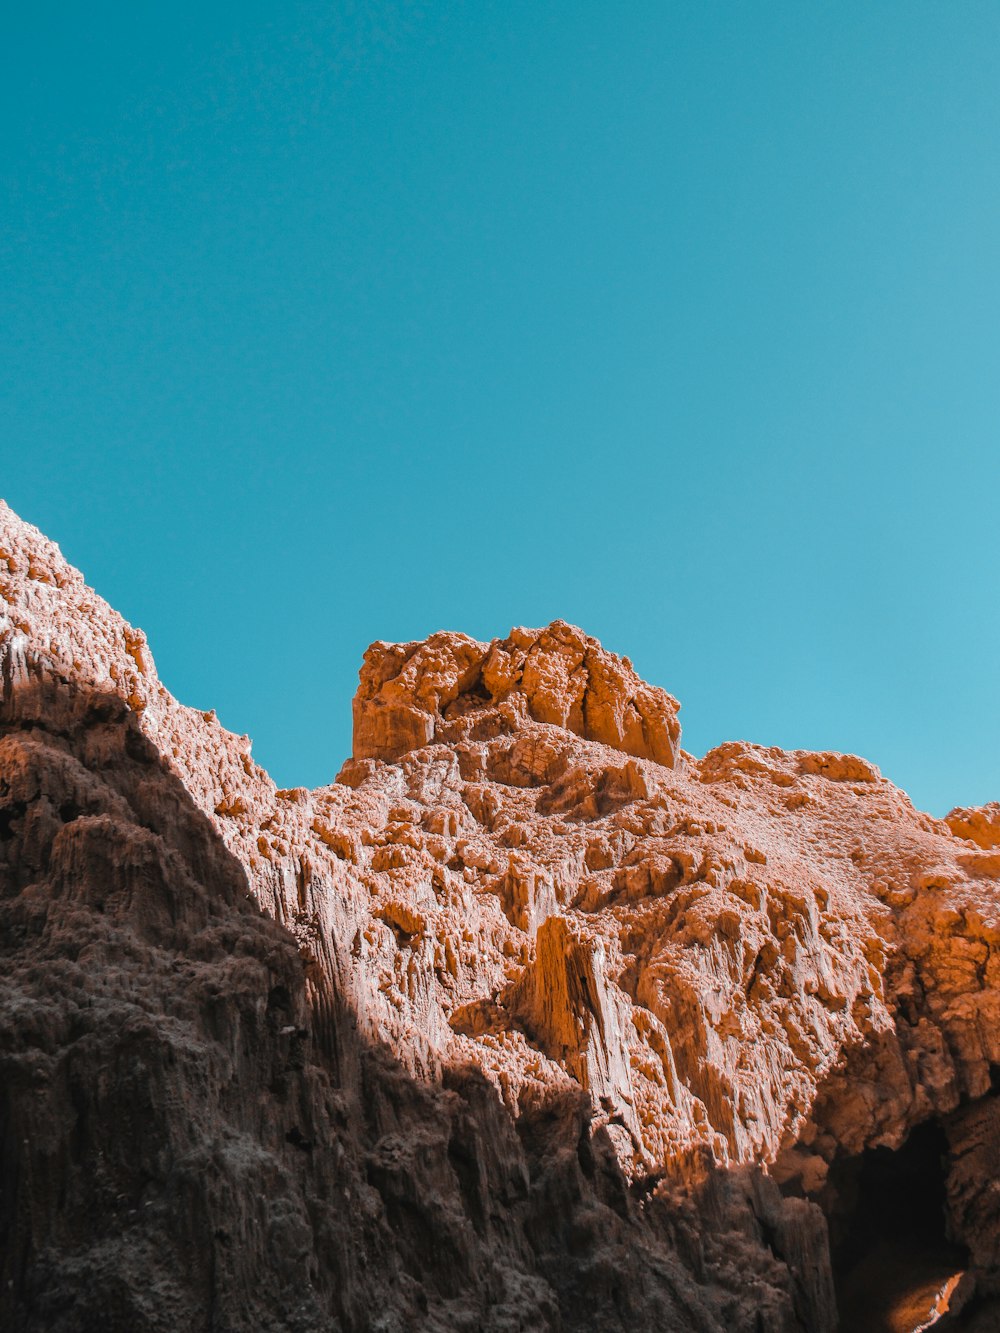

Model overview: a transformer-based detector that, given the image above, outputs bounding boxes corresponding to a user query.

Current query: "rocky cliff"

[1,498,998,1332]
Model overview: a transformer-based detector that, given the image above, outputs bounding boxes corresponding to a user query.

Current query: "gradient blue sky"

[3,3,998,814]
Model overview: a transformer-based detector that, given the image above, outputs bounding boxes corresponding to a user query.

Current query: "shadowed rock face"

[2,497,1000,1331]
[0,678,771,1333]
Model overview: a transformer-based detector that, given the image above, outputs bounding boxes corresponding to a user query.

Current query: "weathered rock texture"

[1,497,998,1331]
[353,624,682,769]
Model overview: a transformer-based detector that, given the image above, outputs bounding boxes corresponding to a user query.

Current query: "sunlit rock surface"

[1,497,998,1331]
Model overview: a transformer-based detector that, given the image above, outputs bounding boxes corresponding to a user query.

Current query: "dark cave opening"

[828,1121,969,1333]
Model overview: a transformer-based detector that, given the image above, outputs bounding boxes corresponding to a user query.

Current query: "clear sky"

[3,3,998,815]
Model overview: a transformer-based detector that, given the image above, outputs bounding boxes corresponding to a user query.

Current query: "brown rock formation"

[2,497,999,1331]
[353,621,682,767]
[947,802,1000,851]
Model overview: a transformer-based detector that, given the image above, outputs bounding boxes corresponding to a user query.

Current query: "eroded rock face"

[353,621,682,768]
[947,802,1000,851]
[2,497,999,1331]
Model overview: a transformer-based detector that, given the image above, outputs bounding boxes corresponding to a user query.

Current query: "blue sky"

[3,2,998,814]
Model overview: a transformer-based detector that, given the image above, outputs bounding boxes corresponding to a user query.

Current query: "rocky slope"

[1,498,999,1331]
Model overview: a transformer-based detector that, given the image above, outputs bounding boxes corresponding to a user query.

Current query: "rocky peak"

[353,619,682,767]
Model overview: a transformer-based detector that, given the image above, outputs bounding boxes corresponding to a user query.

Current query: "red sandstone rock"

[2,496,998,1331]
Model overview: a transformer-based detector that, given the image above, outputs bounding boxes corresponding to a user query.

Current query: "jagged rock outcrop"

[353,622,682,768]
[947,802,1000,851]
[2,497,1000,1331]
